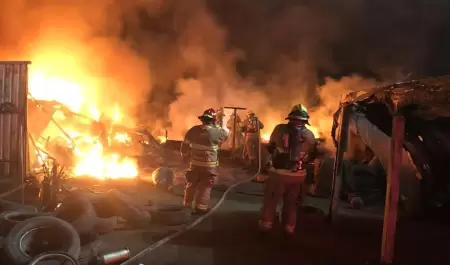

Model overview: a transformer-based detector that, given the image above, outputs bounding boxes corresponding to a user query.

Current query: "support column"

[380,115,405,264]
[328,105,350,222]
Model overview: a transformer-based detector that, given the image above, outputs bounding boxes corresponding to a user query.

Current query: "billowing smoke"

[0,0,152,127]
[1,0,449,148]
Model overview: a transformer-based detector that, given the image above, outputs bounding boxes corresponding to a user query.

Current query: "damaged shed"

[329,75,450,263]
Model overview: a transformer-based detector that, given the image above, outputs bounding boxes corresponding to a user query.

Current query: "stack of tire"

[0,189,152,265]
[0,188,192,265]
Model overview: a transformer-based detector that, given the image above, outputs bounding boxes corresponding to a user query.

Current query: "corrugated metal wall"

[0,61,30,180]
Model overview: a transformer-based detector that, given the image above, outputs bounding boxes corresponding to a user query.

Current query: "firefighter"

[181,108,229,214]
[226,112,243,149]
[216,107,225,128]
[241,110,264,167]
[259,104,316,238]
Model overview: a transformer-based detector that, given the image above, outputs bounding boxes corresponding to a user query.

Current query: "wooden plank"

[328,105,350,222]
[380,115,405,264]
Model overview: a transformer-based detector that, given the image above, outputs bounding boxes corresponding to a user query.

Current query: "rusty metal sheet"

[0,61,30,179]
[340,75,450,113]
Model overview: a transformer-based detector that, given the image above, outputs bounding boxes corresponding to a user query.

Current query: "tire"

[26,251,80,265]
[4,216,81,265]
[53,196,97,234]
[106,189,151,228]
[149,204,191,226]
[0,200,38,213]
[151,167,174,186]
[0,211,49,237]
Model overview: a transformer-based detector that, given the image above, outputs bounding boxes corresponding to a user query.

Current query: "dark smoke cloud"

[134,0,450,140]
[1,0,450,143]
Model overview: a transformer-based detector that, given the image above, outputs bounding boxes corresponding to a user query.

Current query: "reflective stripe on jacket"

[182,124,229,168]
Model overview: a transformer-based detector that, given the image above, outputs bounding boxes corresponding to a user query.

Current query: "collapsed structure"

[329,75,450,263]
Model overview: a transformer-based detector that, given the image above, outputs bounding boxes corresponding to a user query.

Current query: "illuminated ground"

[3,163,449,265]
[81,167,450,265]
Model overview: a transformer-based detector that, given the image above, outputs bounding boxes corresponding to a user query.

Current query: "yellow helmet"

[291,104,308,113]
[286,104,309,123]
[247,109,255,116]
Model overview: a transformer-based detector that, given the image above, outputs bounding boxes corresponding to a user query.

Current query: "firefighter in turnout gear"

[216,107,225,128]
[241,110,264,167]
[226,112,243,148]
[259,104,316,238]
[181,108,229,214]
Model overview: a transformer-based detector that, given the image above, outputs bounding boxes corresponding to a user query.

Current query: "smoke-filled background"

[1,0,450,148]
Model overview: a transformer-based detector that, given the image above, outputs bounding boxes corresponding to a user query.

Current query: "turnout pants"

[245,133,259,162]
[183,166,218,211]
[259,169,306,234]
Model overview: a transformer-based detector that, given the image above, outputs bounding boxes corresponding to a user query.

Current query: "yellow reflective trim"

[196,204,208,210]
[190,143,218,151]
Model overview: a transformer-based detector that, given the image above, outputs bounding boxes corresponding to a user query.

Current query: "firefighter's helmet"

[247,109,255,117]
[198,108,217,121]
[286,104,310,124]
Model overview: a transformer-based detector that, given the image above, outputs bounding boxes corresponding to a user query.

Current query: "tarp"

[331,74,450,215]
[348,109,421,214]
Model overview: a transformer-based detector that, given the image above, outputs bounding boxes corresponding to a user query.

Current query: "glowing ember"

[114,132,131,143]
[73,141,138,180]
[157,136,167,143]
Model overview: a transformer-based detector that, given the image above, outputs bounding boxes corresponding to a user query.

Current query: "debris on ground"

[96,248,131,264]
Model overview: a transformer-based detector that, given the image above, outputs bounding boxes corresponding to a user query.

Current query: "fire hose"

[27,251,79,265]
[0,185,24,199]
[120,122,263,265]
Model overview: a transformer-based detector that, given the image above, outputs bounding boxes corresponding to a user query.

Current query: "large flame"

[28,47,139,180]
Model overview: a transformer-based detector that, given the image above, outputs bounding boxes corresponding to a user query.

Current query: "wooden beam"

[328,105,350,222]
[380,115,405,264]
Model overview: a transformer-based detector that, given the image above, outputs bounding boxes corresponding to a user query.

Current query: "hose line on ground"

[121,122,263,265]
[0,185,23,199]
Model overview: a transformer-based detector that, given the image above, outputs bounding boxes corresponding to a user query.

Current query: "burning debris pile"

[28,95,165,180]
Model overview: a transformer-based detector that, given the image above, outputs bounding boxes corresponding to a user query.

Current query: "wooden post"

[380,115,405,264]
[328,105,350,222]
[232,109,237,154]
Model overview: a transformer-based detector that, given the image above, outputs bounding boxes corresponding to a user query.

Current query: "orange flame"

[28,47,139,180]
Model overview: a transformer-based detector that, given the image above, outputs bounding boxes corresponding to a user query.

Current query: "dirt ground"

[81,165,450,265]
[6,163,448,265]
